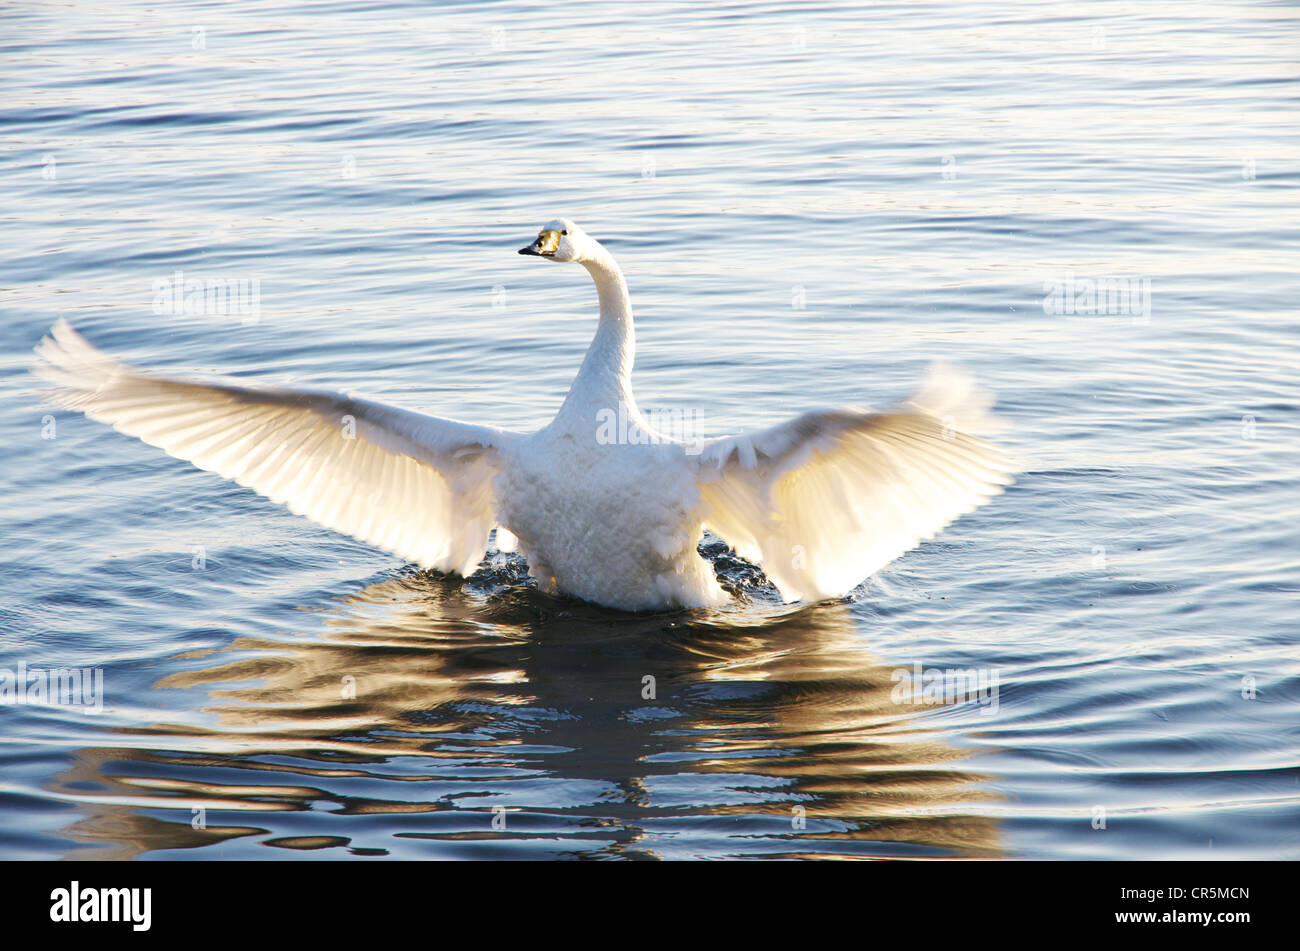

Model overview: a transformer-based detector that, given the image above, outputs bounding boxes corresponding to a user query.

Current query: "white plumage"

[32,218,1014,611]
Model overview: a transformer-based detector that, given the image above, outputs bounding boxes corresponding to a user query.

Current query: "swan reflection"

[51,570,1003,858]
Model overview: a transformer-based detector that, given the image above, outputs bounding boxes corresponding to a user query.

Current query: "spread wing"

[688,364,1015,602]
[33,319,518,575]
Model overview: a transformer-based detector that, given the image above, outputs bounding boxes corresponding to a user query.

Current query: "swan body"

[33,218,1014,612]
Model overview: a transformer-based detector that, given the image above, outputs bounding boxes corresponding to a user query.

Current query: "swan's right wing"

[687,364,1015,602]
[33,319,518,575]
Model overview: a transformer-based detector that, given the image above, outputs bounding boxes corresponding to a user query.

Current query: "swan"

[32,218,1014,612]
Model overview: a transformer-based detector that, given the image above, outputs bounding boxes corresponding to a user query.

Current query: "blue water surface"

[0,0,1297,859]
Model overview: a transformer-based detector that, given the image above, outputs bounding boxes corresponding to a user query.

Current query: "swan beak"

[519,229,561,257]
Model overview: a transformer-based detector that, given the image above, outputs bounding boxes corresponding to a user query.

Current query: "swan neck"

[580,245,635,386]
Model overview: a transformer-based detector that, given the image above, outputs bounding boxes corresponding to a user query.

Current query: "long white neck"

[557,241,638,421]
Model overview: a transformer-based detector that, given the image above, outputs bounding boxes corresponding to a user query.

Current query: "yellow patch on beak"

[535,229,561,255]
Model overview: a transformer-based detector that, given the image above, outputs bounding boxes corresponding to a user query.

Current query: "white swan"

[33,218,1014,611]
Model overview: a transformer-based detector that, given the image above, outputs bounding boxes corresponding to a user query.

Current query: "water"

[1,0,1297,859]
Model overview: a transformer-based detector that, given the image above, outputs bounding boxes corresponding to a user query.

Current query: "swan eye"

[561,230,568,235]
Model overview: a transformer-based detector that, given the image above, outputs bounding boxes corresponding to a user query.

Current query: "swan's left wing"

[686,364,1015,602]
[33,319,517,575]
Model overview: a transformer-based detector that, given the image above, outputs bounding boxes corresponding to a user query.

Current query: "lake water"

[1,0,1297,859]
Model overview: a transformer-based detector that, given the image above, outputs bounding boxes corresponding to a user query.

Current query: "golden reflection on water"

[52,573,1003,858]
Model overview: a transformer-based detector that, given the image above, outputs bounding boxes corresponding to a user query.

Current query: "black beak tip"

[518,245,537,256]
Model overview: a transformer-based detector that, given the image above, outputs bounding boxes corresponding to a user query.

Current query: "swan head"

[518,218,593,263]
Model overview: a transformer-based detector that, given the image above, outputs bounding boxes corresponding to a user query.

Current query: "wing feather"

[32,319,518,575]
[689,363,1015,601]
